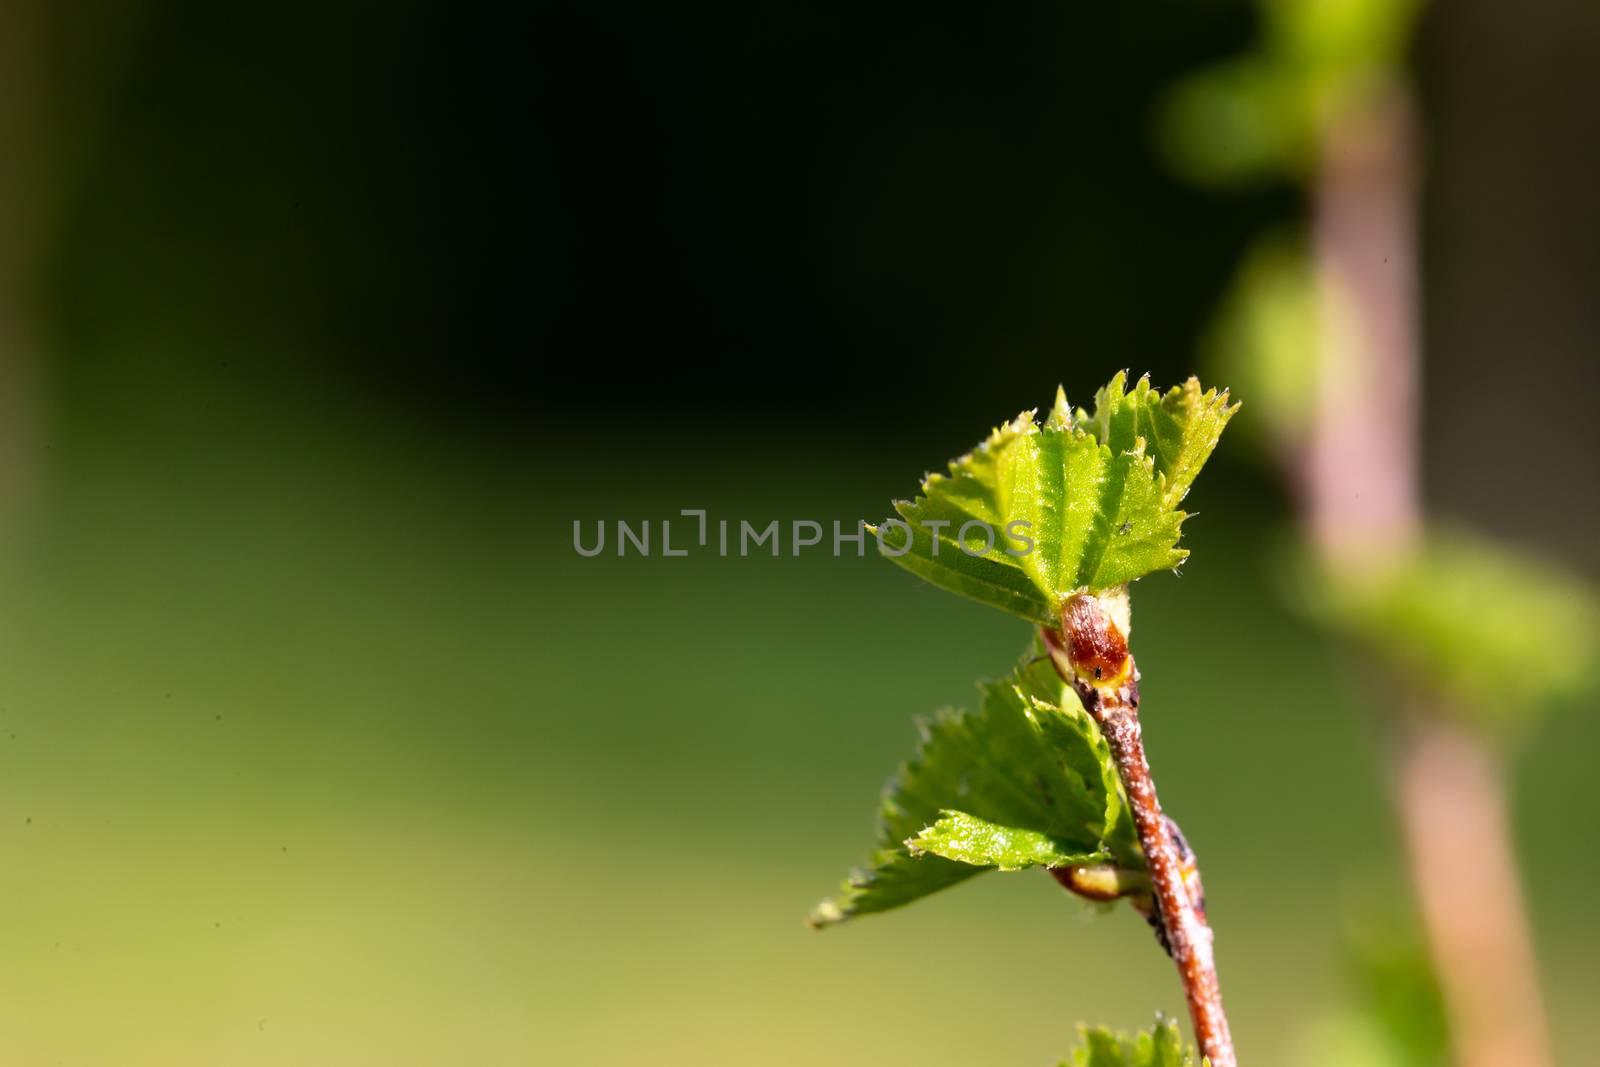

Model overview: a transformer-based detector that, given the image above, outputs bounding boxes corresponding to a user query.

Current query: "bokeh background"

[0,1,1596,1064]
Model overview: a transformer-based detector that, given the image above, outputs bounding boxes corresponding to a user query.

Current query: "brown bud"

[1060,593,1132,689]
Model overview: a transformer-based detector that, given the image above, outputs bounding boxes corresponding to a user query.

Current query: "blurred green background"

[0,1,1596,1064]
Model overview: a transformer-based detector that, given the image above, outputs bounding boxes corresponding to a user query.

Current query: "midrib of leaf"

[1079,447,1131,589]
[1003,430,1056,598]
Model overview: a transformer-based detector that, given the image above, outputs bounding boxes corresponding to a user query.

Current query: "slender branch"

[1390,713,1552,1067]
[1303,88,1422,571]
[1304,89,1554,1067]
[1043,597,1237,1067]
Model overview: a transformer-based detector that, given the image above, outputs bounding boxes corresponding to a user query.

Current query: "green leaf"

[809,642,1138,927]
[1079,373,1240,509]
[907,810,1101,871]
[1017,648,1140,862]
[1065,1017,1196,1067]
[875,374,1237,622]
[1291,529,1600,732]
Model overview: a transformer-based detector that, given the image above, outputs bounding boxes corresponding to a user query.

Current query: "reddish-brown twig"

[1043,595,1237,1067]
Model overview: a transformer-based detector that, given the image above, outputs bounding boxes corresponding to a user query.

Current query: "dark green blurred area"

[1,1,1596,1064]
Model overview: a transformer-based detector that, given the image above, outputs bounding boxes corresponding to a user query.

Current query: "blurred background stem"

[1306,87,1552,1067]
[1391,714,1551,1067]
[0,4,51,548]
[0,2,148,550]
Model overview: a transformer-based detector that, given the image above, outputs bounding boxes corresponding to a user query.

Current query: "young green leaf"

[1065,1017,1197,1067]
[1078,373,1241,509]
[907,810,1099,871]
[875,374,1236,623]
[808,643,1138,927]
[1017,648,1140,863]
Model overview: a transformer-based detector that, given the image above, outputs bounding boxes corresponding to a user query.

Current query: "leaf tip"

[1047,385,1074,429]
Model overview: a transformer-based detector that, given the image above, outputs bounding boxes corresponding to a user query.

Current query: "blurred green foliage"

[1345,908,1450,1066]
[1159,0,1429,184]
[1292,893,1449,1067]
[1173,1,1600,739]
[1291,530,1600,734]
[1199,230,1319,455]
